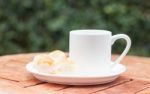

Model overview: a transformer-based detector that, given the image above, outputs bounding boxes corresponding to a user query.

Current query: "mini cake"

[33,50,74,74]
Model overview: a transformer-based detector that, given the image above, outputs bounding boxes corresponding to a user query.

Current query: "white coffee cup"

[69,30,131,71]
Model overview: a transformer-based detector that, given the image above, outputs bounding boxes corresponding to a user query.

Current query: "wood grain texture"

[0,53,150,94]
[136,87,150,94]
[53,76,131,94]
[94,80,150,94]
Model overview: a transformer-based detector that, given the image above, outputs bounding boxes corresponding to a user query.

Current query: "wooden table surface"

[0,53,150,94]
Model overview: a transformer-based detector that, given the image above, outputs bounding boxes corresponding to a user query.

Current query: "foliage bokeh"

[0,0,149,56]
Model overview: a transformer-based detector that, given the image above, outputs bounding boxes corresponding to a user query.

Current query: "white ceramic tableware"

[69,30,131,71]
[26,62,126,85]
[26,29,131,85]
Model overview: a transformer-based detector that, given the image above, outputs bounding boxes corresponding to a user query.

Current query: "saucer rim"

[26,62,126,78]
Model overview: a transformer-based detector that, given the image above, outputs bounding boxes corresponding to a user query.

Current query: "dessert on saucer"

[33,50,75,74]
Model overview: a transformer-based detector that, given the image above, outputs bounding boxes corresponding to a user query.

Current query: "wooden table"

[0,53,150,94]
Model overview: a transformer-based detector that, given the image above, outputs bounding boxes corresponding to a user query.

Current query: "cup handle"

[111,34,131,67]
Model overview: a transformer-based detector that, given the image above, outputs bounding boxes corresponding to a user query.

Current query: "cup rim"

[70,29,111,35]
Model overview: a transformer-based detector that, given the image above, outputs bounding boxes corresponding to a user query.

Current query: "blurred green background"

[0,0,149,56]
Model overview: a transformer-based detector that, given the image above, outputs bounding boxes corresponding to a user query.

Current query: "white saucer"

[26,62,126,85]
